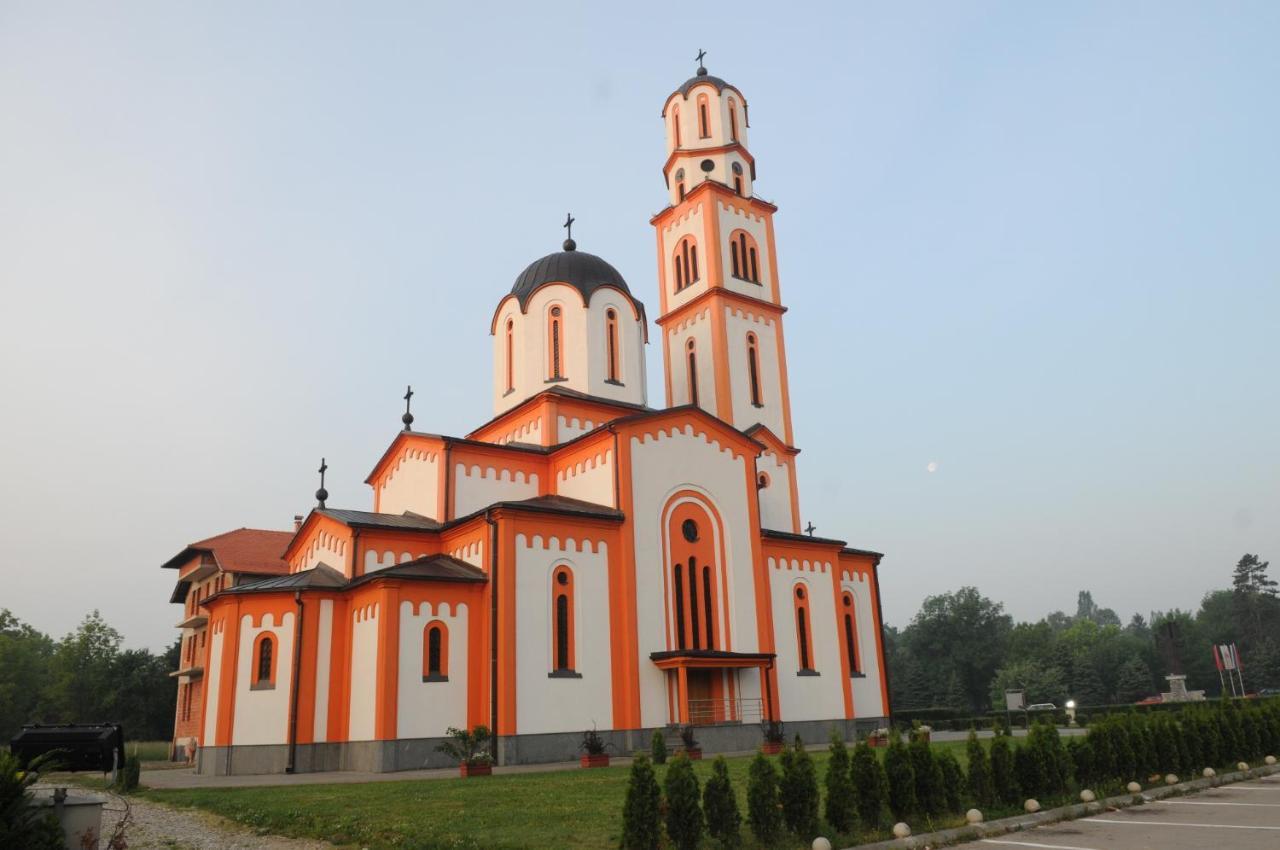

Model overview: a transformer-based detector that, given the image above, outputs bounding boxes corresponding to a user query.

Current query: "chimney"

[293,514,304,531]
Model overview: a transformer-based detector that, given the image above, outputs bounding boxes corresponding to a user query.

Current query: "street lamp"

[1065,699,1077,727]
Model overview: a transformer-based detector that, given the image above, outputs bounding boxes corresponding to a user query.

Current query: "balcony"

[688,697,764,726]
[175,612,208,629]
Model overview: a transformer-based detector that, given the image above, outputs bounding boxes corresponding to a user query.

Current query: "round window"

[556,570,568,586]
[681,519,699,542]
[796,586,806,600]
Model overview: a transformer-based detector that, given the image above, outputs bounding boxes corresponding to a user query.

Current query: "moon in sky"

[927,461,938,473]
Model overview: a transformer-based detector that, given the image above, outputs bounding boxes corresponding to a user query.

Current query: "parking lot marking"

[1227,786,1280,791]
[980,840,1103,850]
[1086,818,1280,831]
[1161,799,1280,808]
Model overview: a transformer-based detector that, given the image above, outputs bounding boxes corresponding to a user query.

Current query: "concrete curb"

[842,762,1280,849]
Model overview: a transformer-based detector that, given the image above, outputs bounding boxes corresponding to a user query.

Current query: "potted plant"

[867,727,890,748]
[912,723,932,744]
[760,720,786,755]
[677,724,702,760]
[579,727,611,768]
[436,725,494,777]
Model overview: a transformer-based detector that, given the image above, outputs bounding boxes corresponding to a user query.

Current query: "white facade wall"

[584,293,647,406]
[514,534,613,734]
[667,310,716,412]
[628,425,759,728]
[230,612,294,746]
[725,309,786,437]
[842,571,887,717]
[717,203,774,301]
[397,600,468,739]
[660,206,706,311]
[769,563,846,722]
[377,449,440,519]
[312,600,333,742]
[348,603,379,741]
[554,449,615,507]
[299,529,347,575]
[557,415,599,442]
[452,465,539,517]
[364,548,430,574]
[663,83,752,204]
[201,622,224,744]
[756,451,795,532]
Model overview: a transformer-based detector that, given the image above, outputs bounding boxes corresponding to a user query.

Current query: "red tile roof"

[161,528,292,575]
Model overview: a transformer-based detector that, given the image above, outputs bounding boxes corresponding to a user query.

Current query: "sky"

[1,2,1277,653]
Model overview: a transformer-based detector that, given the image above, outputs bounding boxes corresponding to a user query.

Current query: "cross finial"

[402,384,415,431]
[562,212,576,251]
[315,458,329,508]
[695,48,707,75]
[804,521,816,537]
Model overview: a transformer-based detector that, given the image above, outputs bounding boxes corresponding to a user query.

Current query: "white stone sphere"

[1165,774,1179,785]
[812,839,832,850]
[1238,761,1250,772]
[1266,755,1277,765]
[966,808,983,824]
[1079,789,1096,803]
[892,822,912,838]
[1127,781,1142,793]
[1024,799,1041,813]
[1203,767,1216,778]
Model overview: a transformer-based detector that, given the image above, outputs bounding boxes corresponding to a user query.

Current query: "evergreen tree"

[746,751,783,846]
[965,728,994,807]
[990,731,1020,805]
[823,731,856,834]
[663,754,704,850]
[851,739,886,829]
[703,755,741,850]
[884,731,917,820]
[650,729,668,765]
[1066,736,1093,790]
[908,731,945,816]
[936,748,965,813]
[1013,743,1042,800]
[1108,720,1136,786]
[1070,657,1107,706]
[779,736,819,837]
[1115,657,1155,703]
[621,753,662,850]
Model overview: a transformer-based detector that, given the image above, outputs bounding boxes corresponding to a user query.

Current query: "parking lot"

[971,774,1280,850]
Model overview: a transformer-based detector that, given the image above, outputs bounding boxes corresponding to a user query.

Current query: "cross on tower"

[316,458,329,508]
[562,212,576,251]
[402,384,415,431]
[695,48,707,72]
[804,521,816,537]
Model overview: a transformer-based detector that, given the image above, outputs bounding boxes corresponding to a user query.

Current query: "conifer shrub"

[1108,720,1136,787]
[650,729,668,765]
[851,738,886,830]
[824,731,856,834]
[780,736,819,837]
[1217,706,1241,763]
[663,753,704,850]
[746,751,784,846]
[621,753,662,850]
[1155,716,1180,774]
[1173,720,1194,775]
[965,728,994,807]
[908,731,945,816]
[1013,743,1042,800]
[990,731,1020,806]
[883,730,917,820]
[1030,722,1069,796]
[1242,707,1263,759]
[1195,710,1221,770]
[1066,736,1093,790]
[703,755,741,850]
[1128,715,1157,777]
[936,748,964,813]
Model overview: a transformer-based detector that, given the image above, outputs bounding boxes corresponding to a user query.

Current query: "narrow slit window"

[605,308,619,382]
[688,555,700,650]
[256,636,273,684]
[747,333,762,406]
[797,607,810,669]
[674,563,686,649]
[505,319,514,391]
[673,105,682,147]
[702,565,714,650]
[549,306,563,379]
[698,96,710,138]
[686,340,699,406]
[729,100,738,141]
[555,595,570,670]
[749,247,759,283]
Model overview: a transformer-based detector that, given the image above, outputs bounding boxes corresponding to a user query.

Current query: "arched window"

[675,168,685,201]
[746,332,763,407]
[673,237,698,292]
[686,339,699,406]
[254,634,275,688]
[548,306,563,380]
[672,104,682,148]
[730,231,761,283]
[794,585,816,673]
[842,593,860,676]
[674,562,686,649]
[688,555,700,650]
[552,566,577,674]
[697,94,710,138]
[732,161,743,196]
[702,563,715,649]
[504,319,514,392]
[605,308,620,383]
[424,622,448,681]
[728,98,739,141]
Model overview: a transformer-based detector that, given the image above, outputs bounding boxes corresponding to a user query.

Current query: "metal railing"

[687,697,764,726]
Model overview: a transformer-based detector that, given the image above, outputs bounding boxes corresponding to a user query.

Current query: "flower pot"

[682,748,703,760]
[460,763,492,777]
[761,741,784,755]
[580,754,610,768]
[868,737,887,748]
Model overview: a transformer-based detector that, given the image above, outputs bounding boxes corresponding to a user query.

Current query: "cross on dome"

[315,458,329,508]
[695,48,707,76]
[562,212,577,251]
[402,385,414,431]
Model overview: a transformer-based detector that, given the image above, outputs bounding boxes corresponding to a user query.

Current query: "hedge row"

[894,695,1280,733]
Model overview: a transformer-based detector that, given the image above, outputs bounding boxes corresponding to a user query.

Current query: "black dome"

[510,247,634,309]
[663,68,745,114]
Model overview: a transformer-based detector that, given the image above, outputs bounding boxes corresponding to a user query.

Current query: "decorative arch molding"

[488,285,646,337]
[659,487,734,653]
[515,532,608,556]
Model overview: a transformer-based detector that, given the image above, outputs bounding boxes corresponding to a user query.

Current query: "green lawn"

[143,741,987,850]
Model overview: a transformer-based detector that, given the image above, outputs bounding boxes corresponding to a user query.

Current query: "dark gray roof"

[663,69,745,114]
[510,248,642,314]
[316,509,442,531]
[222,563,348,594]
[348,555,487,588]
[491,494,624,520]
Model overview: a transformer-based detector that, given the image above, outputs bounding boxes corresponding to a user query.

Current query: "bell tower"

[652,56,796,450]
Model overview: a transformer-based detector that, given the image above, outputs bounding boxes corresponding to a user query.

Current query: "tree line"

[887,553,1279,713]
[0,609,177,744]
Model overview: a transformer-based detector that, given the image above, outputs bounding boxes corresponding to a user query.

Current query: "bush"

[965,729,994,807]
[883,730,916,820]
[703,755,741,850]
[1108,720,1136,787]
[620,753,662,850]
[936,748,964,813]
[824,732,856,834]
[908,732,945,816]
[650,729,668,765]
[663,754,704,850]
[435,725,493,766]
[0,752,64,850]
[990,731,1019,805]
[117,754,141,791]
[1028,722,1068,796]
[1066,736,1093,789]
[851,739,885,830]
[779,736,819,837]
[1013,744,1040,800]
[746,751,783,846]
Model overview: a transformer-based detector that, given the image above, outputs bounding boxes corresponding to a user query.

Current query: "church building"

[163,61,890,775]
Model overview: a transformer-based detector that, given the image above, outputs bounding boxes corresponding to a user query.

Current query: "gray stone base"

[196,716,888,776]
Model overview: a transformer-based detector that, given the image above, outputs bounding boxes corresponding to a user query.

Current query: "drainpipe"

[285,589,304,773]
[484,509,500,765]
[870,556,892,724]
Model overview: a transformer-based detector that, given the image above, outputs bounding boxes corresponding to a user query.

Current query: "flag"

[1213,644,1223,671]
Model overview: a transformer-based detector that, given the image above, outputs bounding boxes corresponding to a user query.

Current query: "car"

[1027,703,1057,711]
